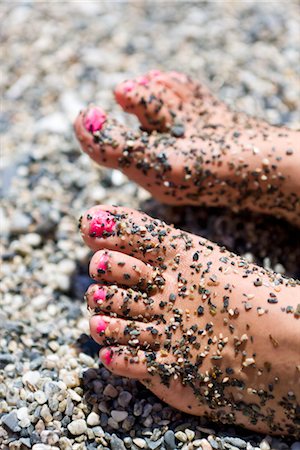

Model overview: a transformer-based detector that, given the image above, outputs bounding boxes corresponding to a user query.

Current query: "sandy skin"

[79,205,300,437]
[74,70,300,226]
[75,71,300,436]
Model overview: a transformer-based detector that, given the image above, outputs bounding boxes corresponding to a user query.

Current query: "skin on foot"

[79,205,300,437]
[74,70,300,226]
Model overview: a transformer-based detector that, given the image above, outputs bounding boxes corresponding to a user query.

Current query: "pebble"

[118,390,132,407]
[110,434,127,450]
[175,431,188,443]
[2,411,20,432]
[67,419,87,436]
[22,371,41,387]
[111,410,129,422]
[133,438,147,448]
[224,437,247,448]
[291,444,300,450]
[164,430,176,449]
[86,411,100,426]
[259,440,270,450]
[103,384,118,398]
[34,390,47,405]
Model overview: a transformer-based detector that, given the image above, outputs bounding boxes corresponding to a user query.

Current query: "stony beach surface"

[1,2,300,449]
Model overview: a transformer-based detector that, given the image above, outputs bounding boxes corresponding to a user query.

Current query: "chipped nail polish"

[103,348,113,365]
[122,80,136,93]
[136,76,149,86]
[94,287,106,303]
[88,210,116,238]
[96,317,108,334]
[97,253,109,274]
[84,107,106,133]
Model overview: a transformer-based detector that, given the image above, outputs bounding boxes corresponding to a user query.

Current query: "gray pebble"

[118,390,132,407]
[224,437,247,448]
[110,433,127,450]
[164,430,176,450]
[103,383,118,398]
[291,444,300,450]
[2,411,20,432]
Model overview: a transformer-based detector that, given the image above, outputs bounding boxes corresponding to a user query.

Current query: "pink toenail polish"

[84,107,106,133]
[122,80,136,93]
[103,348,113,365]
[89,210,116,238]
[96,317,108,334]
[136,76,149,86]
[97,253,109,274]
[94,287,106,303]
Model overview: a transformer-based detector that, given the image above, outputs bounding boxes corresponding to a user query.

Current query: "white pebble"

[23,233,41,247]
[34,390,47,405]
[133,438,147,448]
[175,431,187,443]
[86,411,100,426]
[67,419,87,436]
[22,371,40,387]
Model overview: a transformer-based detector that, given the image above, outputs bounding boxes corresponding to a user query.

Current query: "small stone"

[17,406,30,427]
[103,383,118,398]
[195,440,212,450]
[185,429,195,441]
[224,437,247,448]
[23,233,42,247]
[32,445,51,450]
[22,371,40,387]
[175,431,187,443]
[111,410,128,422]
[133,438,147,448]
[40,404,52,422]
[92,426,104,437]
[2,411,20,432]
[87,411,100,426]
[291,443,300,450]
[164,430,176,450]
[259,441,270,450]
[34,390,47,405]
[110,433,126,450]
[124,437,133,448]
[118,390,132,407]
[67,419,87,436]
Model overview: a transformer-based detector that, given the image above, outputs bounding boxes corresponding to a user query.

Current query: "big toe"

[114,70,198,133]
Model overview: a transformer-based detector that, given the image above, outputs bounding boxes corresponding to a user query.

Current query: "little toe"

[86,284,156,320]
[80,205,176,264]
[90,316,163,349]
[89,249,154,290]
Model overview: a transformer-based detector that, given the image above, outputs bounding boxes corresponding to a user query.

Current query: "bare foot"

[74,70,300,226]
[79,205,300,437]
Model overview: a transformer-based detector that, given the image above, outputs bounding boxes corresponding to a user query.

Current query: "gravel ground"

[1,2,300,449]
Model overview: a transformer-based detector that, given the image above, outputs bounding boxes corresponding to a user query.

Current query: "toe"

[80,205,176,264]
[114,70,199,133]
[86,284,156,320]
[74,106,146,168]
[90,317,162,349]
[89,249,154,290]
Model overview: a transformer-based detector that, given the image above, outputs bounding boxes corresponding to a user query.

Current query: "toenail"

[88,210,116,238]
[97,253,109,274]
[136,76,149,86]
[102,348,113,365]
[94,287,106,304]
[96,317,108,334]
[84,107,106,133]
[122,80,136,93]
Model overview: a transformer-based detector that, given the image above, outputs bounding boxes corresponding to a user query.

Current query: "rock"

[118,390,132,407]
[103,383,118,398]
[87,411,100,426]
[224,437,247,448]
[17,406,30,427]
[23,233,42,247]
[164,430,176,450]
[147,438,164,450]
[10,212,31,235]
[110,433,126,450]
[259,440,270,450]
[194,440,212,450]
[175,431,187,443]
[185,429,195,441]
[133,438,147,448]
[34,390,47,405]
[92,426,105,437]
[111,410,128,422]
[2,411,20,432]
[291,444,300,450]
[35,112,69,134]
[22,370,40,387]
[67,418,87,436]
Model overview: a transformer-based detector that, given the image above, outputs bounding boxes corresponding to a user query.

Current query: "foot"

[79,205,300,437]
[74,70,300,226]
